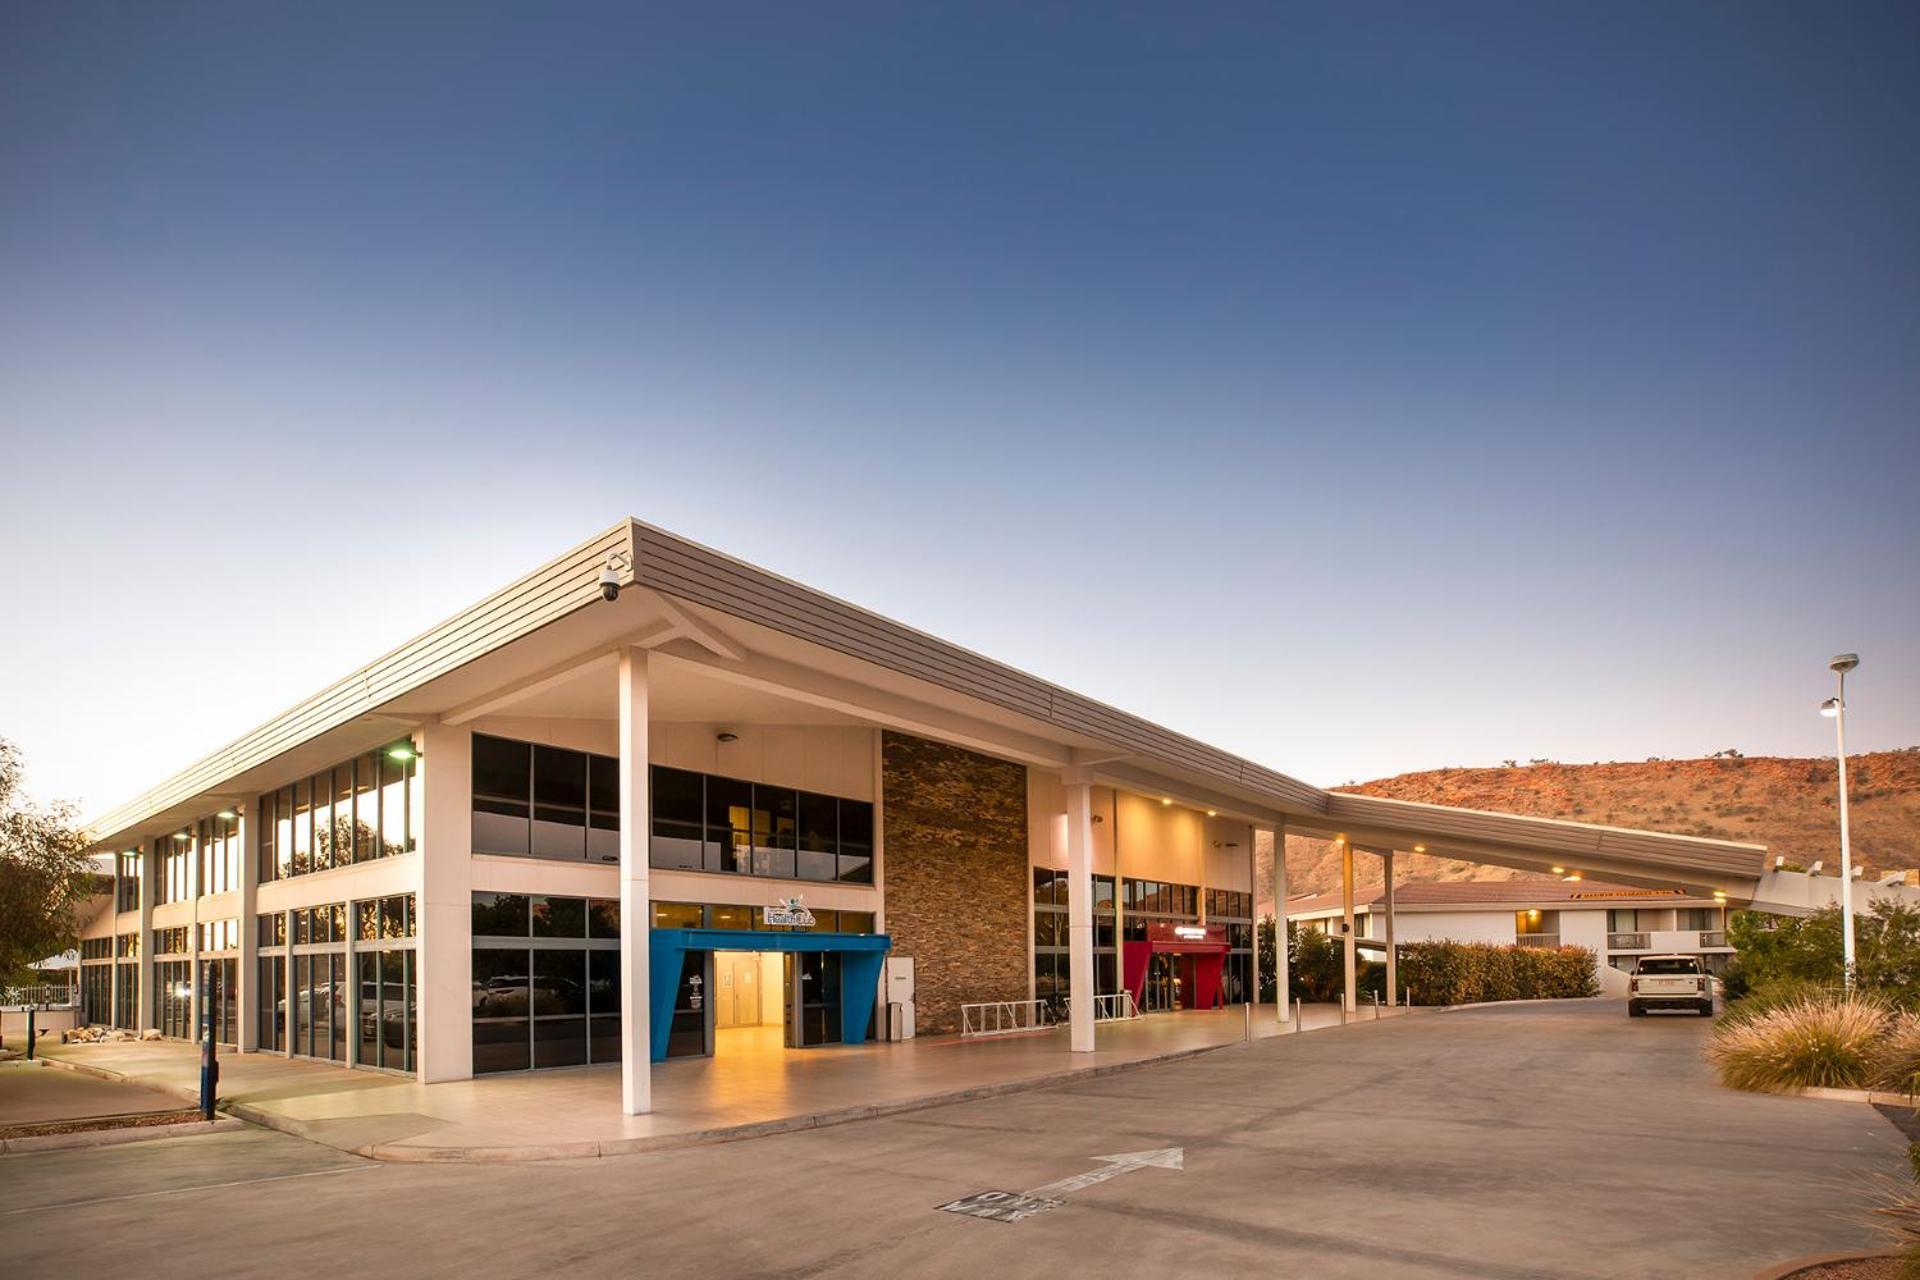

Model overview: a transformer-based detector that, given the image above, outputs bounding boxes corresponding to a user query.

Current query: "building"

[70,518,1777,1115]
[1288,879,1735,993]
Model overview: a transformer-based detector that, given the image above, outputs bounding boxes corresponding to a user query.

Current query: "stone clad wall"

[881,733,1030,1035]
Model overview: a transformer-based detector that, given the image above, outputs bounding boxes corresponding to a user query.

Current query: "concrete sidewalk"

[0,1061,188,1126]
[41,1001,1415,1161]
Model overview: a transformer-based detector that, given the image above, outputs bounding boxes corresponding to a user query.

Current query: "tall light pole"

[1821,652,1860,986]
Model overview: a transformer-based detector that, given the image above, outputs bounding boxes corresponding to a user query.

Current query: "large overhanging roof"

[82,517,1771,894]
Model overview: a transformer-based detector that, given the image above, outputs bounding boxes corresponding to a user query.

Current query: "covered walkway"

[36,1003,1411,1161]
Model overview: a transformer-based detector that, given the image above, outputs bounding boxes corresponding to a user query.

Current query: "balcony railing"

[1607,930,1730,952]
[1515,933,1561,949]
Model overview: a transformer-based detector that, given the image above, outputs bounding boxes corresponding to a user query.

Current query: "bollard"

[25,1005,35,1060]
[1243,1000,1252,1044]
[198,961,219,1121]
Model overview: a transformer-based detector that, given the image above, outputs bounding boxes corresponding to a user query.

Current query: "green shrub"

[1396,941,1598,1006]
[1706,995,1887,1092]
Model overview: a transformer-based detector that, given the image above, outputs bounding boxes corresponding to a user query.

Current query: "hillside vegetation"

[1266,751,1920,900]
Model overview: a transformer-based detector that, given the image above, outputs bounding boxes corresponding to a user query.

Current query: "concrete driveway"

[1,1000,1905,1279]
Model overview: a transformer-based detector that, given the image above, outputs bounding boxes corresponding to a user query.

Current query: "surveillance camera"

[598,565,620,603]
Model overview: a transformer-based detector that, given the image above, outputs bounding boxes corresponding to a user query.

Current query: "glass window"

[353,753,380,862]
[797,791,837,880]
[652,901,702,930]
[838,800,873,883]
[312,773,335,873]
[839,912,875,935]
[472,892,530,938]
[651,766,705,870]
[474,734,531,804]
[706,776,752,874]
[588,898,620,938]
[292,779,313,876]
[751,785,797,878]
[533,895,586,938]
[588,755,620,863]
[534,949,587,1016]
[473,735,531,856]
[532,745,587,861]
[380,752,411,855]
[710,903,752,932]
[275,786,294,879]
[473,949,532,1019]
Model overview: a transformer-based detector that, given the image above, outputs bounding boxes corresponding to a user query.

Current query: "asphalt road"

[0,1001,1903,1279]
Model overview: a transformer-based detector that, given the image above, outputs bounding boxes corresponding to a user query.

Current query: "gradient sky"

[3,3,1916,819]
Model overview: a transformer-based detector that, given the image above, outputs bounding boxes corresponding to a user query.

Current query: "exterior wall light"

[216,810,237,820]
[1160,797,1172,806]
[1551,866,1565,874]
[1206,809,1218,817]
[717,732,739,743]
[386,744,419,762]
[1413,844,1427,853]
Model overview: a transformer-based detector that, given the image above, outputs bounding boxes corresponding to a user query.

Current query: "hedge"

[1395,941,1599,1006]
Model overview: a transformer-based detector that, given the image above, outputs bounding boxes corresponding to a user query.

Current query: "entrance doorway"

[648,928,889,1063]
[713,951,780,1029]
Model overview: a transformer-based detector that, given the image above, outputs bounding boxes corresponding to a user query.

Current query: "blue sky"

[2,3,1916,816]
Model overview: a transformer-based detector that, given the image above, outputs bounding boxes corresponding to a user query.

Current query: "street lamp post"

[1821,653,1860,986]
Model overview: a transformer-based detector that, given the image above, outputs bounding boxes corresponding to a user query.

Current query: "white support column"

[1383,850,1398,1007]
[1271,823,1290,1023]
[417,722,474,1083]
[1341,838,1357,1015]
[137,843,155,1033]
[618,646,653,1113]
[1064,773,1096,1052]
[238,801,260,1051]
[1247,826,1261,1011]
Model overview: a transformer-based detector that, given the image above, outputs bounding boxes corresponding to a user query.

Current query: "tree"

[0,737,99,980]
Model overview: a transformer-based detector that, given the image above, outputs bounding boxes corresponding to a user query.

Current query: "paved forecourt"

[31,1003,1398,1159]
[2,1000,1903,1279]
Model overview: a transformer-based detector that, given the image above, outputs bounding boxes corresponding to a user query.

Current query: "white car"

[1627,954,1715,1017]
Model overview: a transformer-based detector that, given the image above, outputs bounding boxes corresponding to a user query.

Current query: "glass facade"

[471,735,620,864]
[469,733,876,884]
[157,833,192,904]
[114,933,138,1030]
[153,924,193,1040]
[471,892,623,1074]
[1207,889,1255,1004]
[259,746,416,882]
[649,764,874,884]
[253,894,415,1070]
[1032,869,1117,1008]
[80,940,112,1025]
[116,853,140,912]
[198,813,240,896]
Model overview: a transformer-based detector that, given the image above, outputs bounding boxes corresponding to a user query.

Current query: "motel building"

[70,518,1779,1116]
[1286,880,1739,997]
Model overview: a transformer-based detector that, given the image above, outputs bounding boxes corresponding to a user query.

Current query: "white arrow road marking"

[937,1147,1185,1222]
[1023,1147,1184,1199]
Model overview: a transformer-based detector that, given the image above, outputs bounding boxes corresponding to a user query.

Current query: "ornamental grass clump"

[1877,1013,1920,1098]
[1706,994,1888,1093]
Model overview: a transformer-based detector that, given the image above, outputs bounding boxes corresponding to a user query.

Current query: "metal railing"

[1608,932,1651,950]
[1515,933,1561,949]
[2,983,77,1009]
[1072,992,1141,1023]
[960,999,1050,1038]
[1699,931,1728,948]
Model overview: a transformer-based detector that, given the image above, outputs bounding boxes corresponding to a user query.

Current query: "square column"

[618,647,653,1113]
[1383,850,1398,1007]
[1265,823,1290,1023]
[1341,838,1357,1015]
[137,843,155,1032]
[416,722,474,1083]
[238,801,259,1051]
[1064,775,1095,1052]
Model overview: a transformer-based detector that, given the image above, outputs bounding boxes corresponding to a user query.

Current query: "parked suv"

[1628,954,1714,1017]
